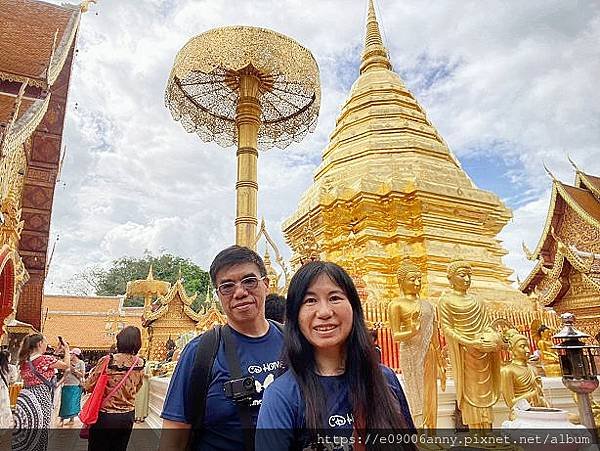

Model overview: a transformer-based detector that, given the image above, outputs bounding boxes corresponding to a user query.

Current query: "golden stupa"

[283,0,526,309]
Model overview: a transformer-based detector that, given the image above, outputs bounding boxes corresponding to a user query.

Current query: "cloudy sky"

[43,0,600,294]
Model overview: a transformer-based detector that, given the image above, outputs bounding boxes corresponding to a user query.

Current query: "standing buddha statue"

[438,259,502,429]
[501,329,549,419]
[388,258,446,429]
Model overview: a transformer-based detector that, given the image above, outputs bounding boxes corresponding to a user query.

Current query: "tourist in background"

[0,348,17,428]
[265,292,286,323]
[84,326,145,451]
[256,261,415,450]
[12,333,70,451]
[59,347,85,426]
[0,348,15,451]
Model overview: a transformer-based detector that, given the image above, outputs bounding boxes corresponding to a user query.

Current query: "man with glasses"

[159,245,284,451]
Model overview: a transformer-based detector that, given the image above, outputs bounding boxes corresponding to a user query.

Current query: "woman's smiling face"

[298,273,353,353]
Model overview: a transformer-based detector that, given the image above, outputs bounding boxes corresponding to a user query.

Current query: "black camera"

[223,376,257,403]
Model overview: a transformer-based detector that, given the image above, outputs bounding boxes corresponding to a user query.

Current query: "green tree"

[70,251,211,312]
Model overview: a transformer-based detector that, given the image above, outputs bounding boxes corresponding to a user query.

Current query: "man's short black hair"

[265,293,286,323]
[209,245,267,285]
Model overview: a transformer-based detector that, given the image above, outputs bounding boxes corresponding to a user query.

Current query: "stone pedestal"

[427,376,593,428]
[146,376,170,432]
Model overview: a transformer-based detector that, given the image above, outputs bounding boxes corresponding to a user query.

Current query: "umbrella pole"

[235,73,261,249]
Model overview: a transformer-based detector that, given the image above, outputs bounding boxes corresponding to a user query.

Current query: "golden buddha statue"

[501,329,549,419]
[438,259,502,429]
[535,325,562,377]
[388,258,446,429]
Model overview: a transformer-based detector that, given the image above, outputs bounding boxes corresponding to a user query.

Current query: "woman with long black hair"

[256,261,415,450]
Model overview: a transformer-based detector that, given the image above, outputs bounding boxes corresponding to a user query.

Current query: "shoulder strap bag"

[79,356,139,439]
[79,356,111,427]
[27,359,56,402]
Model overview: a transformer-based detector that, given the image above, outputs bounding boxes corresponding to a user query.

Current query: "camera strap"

[222,325,255,451]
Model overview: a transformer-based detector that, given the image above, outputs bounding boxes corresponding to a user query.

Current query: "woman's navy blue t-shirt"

[256,365,414,450]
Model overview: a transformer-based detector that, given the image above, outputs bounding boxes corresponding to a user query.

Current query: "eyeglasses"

[217,276,265,296]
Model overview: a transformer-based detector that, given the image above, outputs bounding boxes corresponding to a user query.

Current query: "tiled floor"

[46,416,158,451]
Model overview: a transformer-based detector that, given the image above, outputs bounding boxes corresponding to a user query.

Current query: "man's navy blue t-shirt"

[161,322,284,450]
[256,365,414,450]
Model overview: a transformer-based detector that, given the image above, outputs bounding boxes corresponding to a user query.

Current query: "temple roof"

[0,93,34,126]
[576,170,600,199]
[583,173,600,196]
[43,294,123,312]
[142,279,201,323]
[530,178,600,260]
[561,184,600,223]
[41,295,143,350]
[0,0,81,88]
[521,167,600,295]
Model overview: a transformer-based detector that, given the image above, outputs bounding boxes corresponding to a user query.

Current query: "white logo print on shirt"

[248,361,281,374]
[254,373,274,393]
[328,413,354,427]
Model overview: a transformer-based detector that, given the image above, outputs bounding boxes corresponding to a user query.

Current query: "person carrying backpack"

[159,245,284,451]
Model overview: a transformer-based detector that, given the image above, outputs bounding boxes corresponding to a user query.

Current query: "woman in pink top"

[12,333,70,451]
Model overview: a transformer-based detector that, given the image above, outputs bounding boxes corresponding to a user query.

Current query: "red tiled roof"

[562,184,600,223]
[41,295,144,350]
[42,314,143,350]
[583,173,600,196]
[0,0,77,83]
[43,294,122,313]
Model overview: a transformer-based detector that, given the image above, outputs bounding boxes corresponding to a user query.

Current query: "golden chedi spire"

[314,1,463,182]
[284,0,524,309]
[360,0,392,74]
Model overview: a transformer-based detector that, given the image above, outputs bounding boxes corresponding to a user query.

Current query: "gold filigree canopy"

[165,26,321,150]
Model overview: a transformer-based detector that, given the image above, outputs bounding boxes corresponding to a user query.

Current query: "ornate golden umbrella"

[165,26,321,248]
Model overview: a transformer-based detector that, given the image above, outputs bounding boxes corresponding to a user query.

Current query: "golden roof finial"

[522,241,534,260]
[80,0,97,13]
[543,163,558,182]
[567,155,581,173]
[360,0,392,74]
[146,264,154,281]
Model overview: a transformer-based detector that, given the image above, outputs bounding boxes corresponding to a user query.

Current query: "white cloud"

[43,0,600,293]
